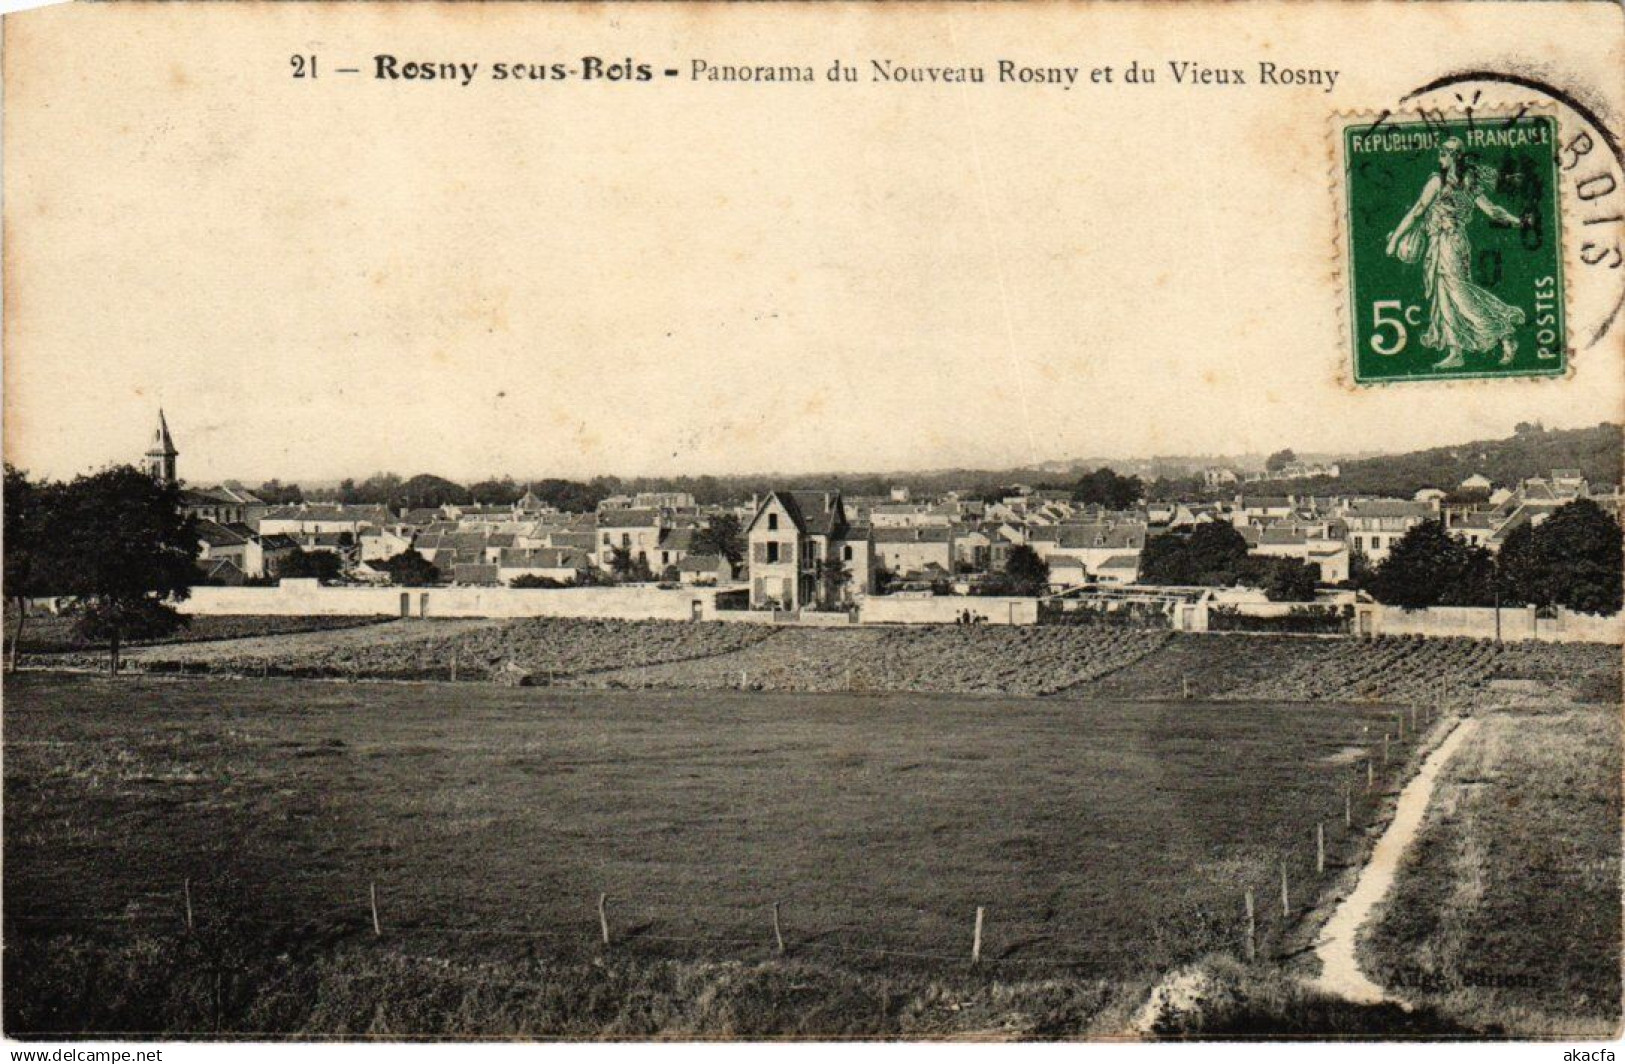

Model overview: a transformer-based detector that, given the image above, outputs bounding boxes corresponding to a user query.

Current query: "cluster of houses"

[147,411,1621,613]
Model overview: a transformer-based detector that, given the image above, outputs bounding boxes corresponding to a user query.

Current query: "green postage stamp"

[1339,111,1566,384]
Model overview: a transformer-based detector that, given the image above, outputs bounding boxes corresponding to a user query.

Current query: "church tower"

[145,408,178,487]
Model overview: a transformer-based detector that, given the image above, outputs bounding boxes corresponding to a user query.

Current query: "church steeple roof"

[148,408,177,457]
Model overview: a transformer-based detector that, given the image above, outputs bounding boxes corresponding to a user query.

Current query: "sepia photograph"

[2,0,1622,1049]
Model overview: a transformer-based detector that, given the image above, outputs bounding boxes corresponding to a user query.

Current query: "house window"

[766,542,780,563]
[768,513,779,531]
[843,545,853,561]
[603,533,611,546]
[1353,536,1362,551]
[621,533,630,547]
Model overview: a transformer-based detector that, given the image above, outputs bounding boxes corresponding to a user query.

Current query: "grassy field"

[4,672,1416,1037]
[1357,674,1623,1037]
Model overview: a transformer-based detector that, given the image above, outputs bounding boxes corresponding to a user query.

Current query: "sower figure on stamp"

[1384,136,1526,369]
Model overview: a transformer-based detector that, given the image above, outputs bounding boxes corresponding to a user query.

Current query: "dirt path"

[1313,716,1480,1004]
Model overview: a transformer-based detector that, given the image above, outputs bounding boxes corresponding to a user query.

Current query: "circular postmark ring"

[1396,72,1625,353]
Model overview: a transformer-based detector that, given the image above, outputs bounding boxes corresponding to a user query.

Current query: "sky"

[4,2,1621,486]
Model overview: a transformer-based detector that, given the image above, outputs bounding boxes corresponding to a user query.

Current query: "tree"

[271,548,343,583]
[608,546,654,583]
[573,566,614,587]
[4,467,66,671]
[256,479,304,505]
[1003,544,1051,596]
[51,466,199,673]
[1367,520,1495,609]
[378,548,440,587]
[1140,523,1251,586]
[1185,523,1253,584]
[691,513,746,567]
[1266,448,1298,473]
[1347,548,1376,590]
[468,476,522,505]
[814,556,852,609]
[1499,500,1624,615]
[1251,557,1320,602]
[397,474,471,511]
[1072,467,1144,509]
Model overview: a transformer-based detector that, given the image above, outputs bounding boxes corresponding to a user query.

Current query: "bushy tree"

[1252,557,1320,602]
[573,566,614,587]
[379,548,440,587]
[52,466,200,673]
[692,513,746,566]
[1499,500,1623,615]
[4,466,67,670]
[271,548,343,583]
[255,479,304,505]
[1072,467,1144,509]
[1003,544,1051,596]
[608,546,654,583]
[1368,520,1496,609]
[815,557,852,609]
[1140,523,1252,586]
[1266,448,1298,473]
[468,476,523,505]
[397,474,471,511]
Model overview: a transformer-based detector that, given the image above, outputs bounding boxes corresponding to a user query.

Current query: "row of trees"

[1365,501,1623,614]
[1138,523,1321,601]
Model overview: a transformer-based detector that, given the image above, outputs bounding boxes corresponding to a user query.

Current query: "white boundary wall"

[1375,604,1623,644]
[180,581,1042,626]
[859,596,1038,626]
[181,580,712,621]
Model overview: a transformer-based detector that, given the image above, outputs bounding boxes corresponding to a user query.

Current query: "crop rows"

[1226,636,1507,705]
[122,618,781,681]
[584,626,1172,696]
[11,613,393,655]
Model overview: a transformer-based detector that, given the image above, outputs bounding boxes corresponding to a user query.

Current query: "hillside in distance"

[1246,423,1622,497]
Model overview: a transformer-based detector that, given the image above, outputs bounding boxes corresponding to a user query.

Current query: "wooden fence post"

[1317,822,1326,874]
[370,881,381,937]
[1367,757,1375,790]
[451,650,459,684]
[1244,888,1256,962]
[971,906,984,965]
[772,902,785,955]
[184,877,194,932]
[1344,783,1352,828]
[1382,733,1390,765]
[1280,861,1290,917]
[598,892,611,946]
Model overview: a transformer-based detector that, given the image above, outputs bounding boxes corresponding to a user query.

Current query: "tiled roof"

[598,508,663,528]
[677,553,727,573]
[872,526,952,543]
[658,527,696,551]
[499,547,590,569]
[196,520,249,548]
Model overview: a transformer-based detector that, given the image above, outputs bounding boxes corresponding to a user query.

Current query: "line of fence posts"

[1241,689,1448,965]
[175,692,1457,970]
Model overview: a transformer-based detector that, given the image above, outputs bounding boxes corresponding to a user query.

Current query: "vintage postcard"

[2,0,1622,1050]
